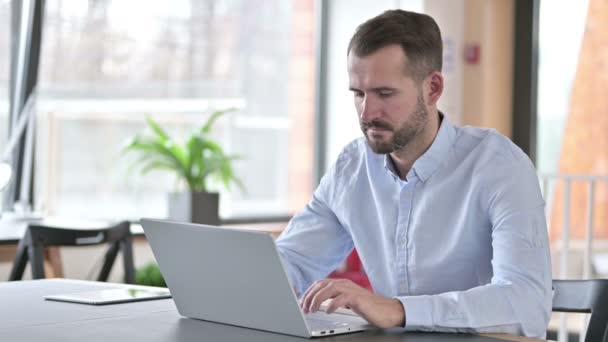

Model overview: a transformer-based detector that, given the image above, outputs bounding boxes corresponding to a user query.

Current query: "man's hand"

[299,278,405,328]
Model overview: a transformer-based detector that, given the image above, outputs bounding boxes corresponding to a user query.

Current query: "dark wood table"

[0,279,549,342]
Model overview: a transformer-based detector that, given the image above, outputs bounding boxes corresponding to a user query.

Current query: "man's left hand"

[299,278,405,328]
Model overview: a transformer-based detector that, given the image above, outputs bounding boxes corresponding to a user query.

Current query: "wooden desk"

[0,279,549,341]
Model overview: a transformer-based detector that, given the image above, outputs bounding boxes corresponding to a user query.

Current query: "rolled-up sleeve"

[276,161,354,296]
[397,157,553,338]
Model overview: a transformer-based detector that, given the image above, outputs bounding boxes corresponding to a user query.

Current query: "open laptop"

[141,218,373,338]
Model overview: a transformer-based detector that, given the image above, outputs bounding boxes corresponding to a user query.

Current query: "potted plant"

[123,109,243,225]
[135,261,167,287]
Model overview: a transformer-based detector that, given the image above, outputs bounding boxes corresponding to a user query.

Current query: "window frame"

[511,0,540,164]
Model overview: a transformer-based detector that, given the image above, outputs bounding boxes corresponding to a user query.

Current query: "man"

[275,9,552,338]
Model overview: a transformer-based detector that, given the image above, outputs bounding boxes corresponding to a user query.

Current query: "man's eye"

[378,91,393,98]
[352,91,364,98]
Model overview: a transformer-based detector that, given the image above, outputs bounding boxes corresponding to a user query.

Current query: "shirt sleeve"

[275,160,354,297]
[397,157,553,338]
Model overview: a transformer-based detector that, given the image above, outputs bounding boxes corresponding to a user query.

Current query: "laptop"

[141,218,373,338]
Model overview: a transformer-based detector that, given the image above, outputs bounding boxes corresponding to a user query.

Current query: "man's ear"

[425,71,444,106]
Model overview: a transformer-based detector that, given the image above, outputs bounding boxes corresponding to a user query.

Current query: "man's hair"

[347,9,443,82]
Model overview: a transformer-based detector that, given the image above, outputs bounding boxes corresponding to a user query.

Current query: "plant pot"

[168,191,220,225]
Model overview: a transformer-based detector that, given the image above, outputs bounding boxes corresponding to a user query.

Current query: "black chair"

[9,220,135,284]
[552,279,608,342]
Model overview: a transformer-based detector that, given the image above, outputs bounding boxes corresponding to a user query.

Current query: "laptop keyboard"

[305,317,350,331]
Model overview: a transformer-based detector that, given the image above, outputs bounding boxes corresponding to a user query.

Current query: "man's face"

[347,45,429,154]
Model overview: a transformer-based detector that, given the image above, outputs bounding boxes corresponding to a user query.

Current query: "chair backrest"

[28,221,131,247]
[9,220,135,283]
[552,279,608,342]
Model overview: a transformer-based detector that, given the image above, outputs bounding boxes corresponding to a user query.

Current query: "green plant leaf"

[128,139,185,169]
[162,140,189,172]
[139,160,182,175]
[145,116,170,141]
[220,155,245,193]
[135,262,166,287]
[200,108,236,134]
[185,134,204,172]
[121,111,245,193]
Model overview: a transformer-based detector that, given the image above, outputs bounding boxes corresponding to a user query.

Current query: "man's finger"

[325,293,351,314]
[309,283,341,313]
[301,280,329,312]
[300,280,324,305]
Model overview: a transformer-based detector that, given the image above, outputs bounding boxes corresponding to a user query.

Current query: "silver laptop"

[141,218,373,338]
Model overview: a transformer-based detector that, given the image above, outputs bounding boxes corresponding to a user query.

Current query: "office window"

[536,1,588,176]
[0,0,9,150]
[536,0,595,242]
[35,0,315,220]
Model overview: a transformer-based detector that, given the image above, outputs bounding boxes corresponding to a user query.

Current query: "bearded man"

[275,9,552,339]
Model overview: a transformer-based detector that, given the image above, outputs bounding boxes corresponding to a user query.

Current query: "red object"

[328,249,372,291]
[464,44,481,64]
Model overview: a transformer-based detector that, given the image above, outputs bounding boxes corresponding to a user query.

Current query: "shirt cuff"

[397,295,434,329]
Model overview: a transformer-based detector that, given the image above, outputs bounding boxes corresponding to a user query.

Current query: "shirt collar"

[383,112,456,183]
[383,154,401,182]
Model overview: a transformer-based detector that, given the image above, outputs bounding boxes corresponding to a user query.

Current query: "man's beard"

[360,92,429,154]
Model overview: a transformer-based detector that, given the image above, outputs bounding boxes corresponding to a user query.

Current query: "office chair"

[328,249,372,290]
[9,220,135,284]
[552,279,608,342]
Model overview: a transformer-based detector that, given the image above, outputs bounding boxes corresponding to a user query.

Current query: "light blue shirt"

[276,114,552,338]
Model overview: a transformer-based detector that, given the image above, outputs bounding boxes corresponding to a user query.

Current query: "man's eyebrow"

[371,86,396,92]
[348,86,396,92]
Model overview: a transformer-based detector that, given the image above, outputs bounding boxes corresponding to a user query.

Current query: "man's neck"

[389,111,441,180]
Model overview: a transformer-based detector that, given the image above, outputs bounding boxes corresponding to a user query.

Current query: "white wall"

[424,0,465,126]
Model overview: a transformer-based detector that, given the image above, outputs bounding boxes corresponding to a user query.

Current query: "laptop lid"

[141,218,311,337]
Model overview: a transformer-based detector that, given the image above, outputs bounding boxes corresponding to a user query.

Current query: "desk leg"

[0,245,63,279]
[44,247,64,278]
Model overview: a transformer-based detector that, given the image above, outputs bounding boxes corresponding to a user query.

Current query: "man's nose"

[359,95,382,122]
